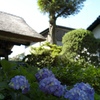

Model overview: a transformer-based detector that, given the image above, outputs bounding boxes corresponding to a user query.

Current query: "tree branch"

[55,7,68,19]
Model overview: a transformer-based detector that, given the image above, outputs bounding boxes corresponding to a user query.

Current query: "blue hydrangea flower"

[9,75,30,94]
[64,87,89,100]
[64,82,95,100]
[74,82,95,100]
[39,77,65,97]
[35,68,55,82]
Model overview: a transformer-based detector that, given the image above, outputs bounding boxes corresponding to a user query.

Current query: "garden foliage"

[0,59,99,99]
[51,62,100,94]
[61,29,100,66]
[35,68,94,100]
[9,75,30,94]
[23,42,62,68]
[0,59,67,100]
[1,29,100,99]
[22,40,100,95]
[37,0,86,44]
[0,60,37,100]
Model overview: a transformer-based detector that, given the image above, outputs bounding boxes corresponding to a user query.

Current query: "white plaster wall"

[92,24,100,39]
[24,42,45,55]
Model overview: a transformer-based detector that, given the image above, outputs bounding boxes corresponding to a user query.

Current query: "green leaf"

[0,60,16,72]
[95,93,100,100]
[0,93,4,99]
[19,94,31,100]
[0,82,8,90]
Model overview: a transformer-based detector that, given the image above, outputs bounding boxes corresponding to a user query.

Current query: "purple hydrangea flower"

[39,77,65,97]
[74,82,95,100]
[9,75,30,94]
[64,87,89,100]
[64,82,95,100]
[35,68,55,82]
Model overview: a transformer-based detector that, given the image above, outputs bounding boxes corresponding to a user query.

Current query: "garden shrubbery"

[51,62,100,94]
[0,60,66,100]
[1,29,100,99]
[0,60,96,100]
[61,29,100,66]
[23,42,62,68]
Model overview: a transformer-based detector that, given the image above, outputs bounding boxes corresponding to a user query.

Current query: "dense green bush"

[51,62,100,94]
[61,29,100,66]
[0,60,36,99]
[0,59,100,99]
[14,37,100,99]
[0,60,67,100]
[22,40,100,94]
[23,42,62,68]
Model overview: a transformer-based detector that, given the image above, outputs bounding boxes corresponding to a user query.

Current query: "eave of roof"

[87,16,100,31]
[0,11,46,44]
[0,30,45,45]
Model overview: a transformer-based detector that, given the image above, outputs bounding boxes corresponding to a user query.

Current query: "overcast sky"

[0,0,99,57]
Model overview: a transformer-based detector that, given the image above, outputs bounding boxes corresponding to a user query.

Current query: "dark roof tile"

[87,16,100,31]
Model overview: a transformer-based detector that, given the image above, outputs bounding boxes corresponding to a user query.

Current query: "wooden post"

[4,48,12,60]
[5,53,8,60]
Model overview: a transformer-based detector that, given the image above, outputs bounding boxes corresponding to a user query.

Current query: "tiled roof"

[87,16,100,31]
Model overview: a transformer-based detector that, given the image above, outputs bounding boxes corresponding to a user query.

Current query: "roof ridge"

[0,11,23,20]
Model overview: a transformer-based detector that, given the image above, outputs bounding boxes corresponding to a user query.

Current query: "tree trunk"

[48,14,57,44]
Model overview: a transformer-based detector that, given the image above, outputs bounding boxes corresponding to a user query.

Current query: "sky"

[0,0,100,57]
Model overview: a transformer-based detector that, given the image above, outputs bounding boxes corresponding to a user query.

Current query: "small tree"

[61,29,99,66]
[37,0,86,44]
[23,42,62,68]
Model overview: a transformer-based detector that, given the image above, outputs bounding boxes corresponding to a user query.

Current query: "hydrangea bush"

[74,82,95,99]
[35,68,55,82]
[0,60,98,100]
[64,87,89,100]
[35,68,95,100]
[39,77,66,97]
[9,75,30,94]
[64,82,94,100]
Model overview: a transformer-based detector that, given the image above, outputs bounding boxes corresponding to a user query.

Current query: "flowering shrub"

[39,77,66,97]
[61,29,99,66]
[74,82,95,99]
[64,82,94,100]
[35,68,55,82]
[9,75,30,94]
[35,68,95,100]
[0,60,97,100]
[64,87,89,100]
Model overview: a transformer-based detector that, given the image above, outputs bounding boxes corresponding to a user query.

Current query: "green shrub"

[0,60,99,99]
[95,93,100,100]
[0,60,67,100]
[0,59,37,99]
[23,42,62,68]
[51,61,100,94]
[61,29,100,66]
